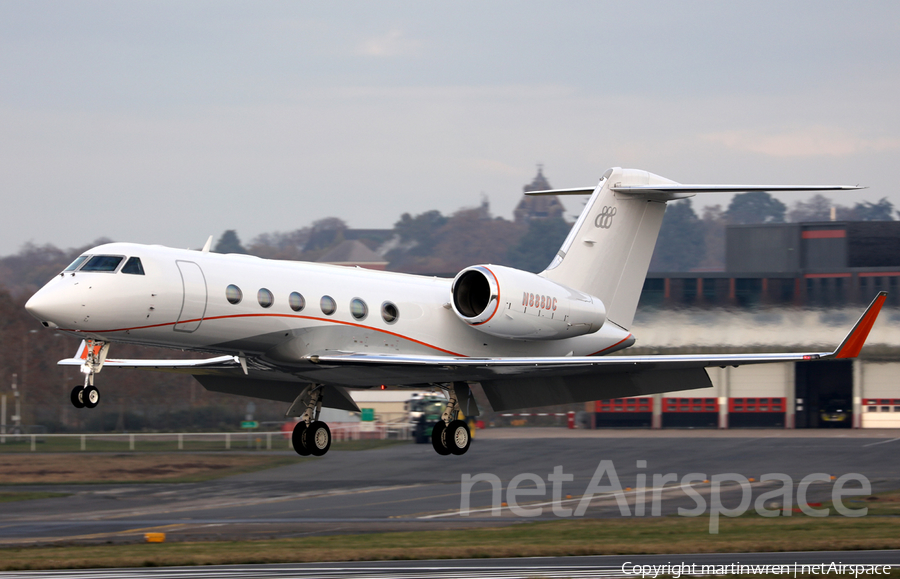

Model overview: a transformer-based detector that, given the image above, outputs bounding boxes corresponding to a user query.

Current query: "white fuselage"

[26,242,634,376]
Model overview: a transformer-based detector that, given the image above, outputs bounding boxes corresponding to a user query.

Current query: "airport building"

[592,356,900,430]
[592,221,900,430]
[642,221,900,309]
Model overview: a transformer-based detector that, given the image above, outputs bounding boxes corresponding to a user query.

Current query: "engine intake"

[453,267,499,323]
[450,265,606,340]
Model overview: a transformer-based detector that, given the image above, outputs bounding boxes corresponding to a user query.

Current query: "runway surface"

[2,431,899,546]
[0,551,898,578]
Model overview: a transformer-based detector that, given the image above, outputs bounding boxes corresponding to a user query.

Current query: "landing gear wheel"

[70,386,85,409]
[431,421,451,456]
[446,420,471,455]
[292,422,310,456]
[82,385,100,409]
[307,421,331,456]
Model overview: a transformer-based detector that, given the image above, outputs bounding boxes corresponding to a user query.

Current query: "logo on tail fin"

[594,206,617,229]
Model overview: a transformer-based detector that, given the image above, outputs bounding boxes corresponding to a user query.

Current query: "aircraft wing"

[306,292,886,410]
[308,291,886,370]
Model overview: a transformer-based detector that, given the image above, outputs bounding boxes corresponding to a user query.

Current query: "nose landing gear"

[69,340,107,410]
[70,385,85,409]
[70,383,100,409]
[82,385,100,409]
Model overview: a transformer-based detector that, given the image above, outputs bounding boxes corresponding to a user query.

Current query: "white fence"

[0,423,412,452]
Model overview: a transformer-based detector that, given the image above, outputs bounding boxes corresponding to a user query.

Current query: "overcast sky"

[1,1,898,256]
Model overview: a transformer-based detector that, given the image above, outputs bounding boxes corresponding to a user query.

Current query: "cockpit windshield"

[121,257,145,275]
[80,255,125,272]
[63,255,89,272]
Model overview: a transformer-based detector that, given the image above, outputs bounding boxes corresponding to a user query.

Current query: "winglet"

[201,235,213,253]
[832,291,887,359]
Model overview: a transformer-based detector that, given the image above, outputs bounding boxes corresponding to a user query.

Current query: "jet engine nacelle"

[450,264,607,340]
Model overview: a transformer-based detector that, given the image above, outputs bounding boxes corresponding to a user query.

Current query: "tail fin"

[539,168,688,330]
[536,168,864,330]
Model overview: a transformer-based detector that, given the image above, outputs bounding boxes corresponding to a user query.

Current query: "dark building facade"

[642,221,900,309]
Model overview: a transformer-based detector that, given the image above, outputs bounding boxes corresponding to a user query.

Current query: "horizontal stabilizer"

[526,187,596,196]
[527,184,864,196]
[610,184,865,194]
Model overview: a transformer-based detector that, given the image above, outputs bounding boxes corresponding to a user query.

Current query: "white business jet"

[25,168,884,458]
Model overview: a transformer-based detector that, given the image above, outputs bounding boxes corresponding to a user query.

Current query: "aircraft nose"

[25,285,69,328]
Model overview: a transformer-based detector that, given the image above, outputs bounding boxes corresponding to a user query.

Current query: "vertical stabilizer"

[540,168,686,330]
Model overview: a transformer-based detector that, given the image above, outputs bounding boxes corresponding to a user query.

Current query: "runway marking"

[402,472,766,519]
[13,484,429,523]
[277,484,467,517]
[417,481,721,519]
[862,437,900,448]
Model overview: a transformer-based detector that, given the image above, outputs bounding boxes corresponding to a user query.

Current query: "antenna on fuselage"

[201,235,213,253]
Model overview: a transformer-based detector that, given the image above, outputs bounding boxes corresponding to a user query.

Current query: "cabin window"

[81,255,124,272]
[226,284,243,305]
[289,292,305,312]
[350,298,368,320]
[64,255,89,272]
[121,257,145,275]
[320,295,336,315]
[381,301,399,324]
[258,288,274,308]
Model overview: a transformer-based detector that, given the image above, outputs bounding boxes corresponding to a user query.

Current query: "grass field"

[0,453,300,484]
[0,439,403,485]
[1,515,898,571]
[0,491,71,503]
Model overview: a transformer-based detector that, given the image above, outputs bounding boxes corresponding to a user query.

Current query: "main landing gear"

[289,385,332,457]
[431,383,474,456]
[70,340,108,410]
[286,382,478,458]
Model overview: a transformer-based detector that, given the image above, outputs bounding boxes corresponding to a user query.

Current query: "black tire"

[446,420,471,455]
[70,386,85,409]
[307,421,331,456]
[431,421,451,455]
[83,385,100,409]
[292,422,310,456]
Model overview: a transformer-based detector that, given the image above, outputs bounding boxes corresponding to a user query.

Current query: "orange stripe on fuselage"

[60,313,467,357]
